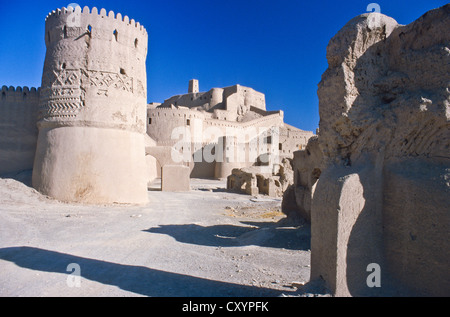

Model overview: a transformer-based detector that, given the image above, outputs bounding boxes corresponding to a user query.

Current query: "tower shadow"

[0,246,294,297]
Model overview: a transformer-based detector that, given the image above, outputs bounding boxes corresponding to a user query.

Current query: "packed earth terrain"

[0,175,325,297]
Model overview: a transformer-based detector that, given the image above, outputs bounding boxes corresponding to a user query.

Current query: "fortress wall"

[146,75,310,180]
[147,107,287,179]
[223,86,265,110]
[222,85,265,121]
[147,107,207,143]
[148,107,285,145]
[221,86,239,121]
[249,106,280,117]
[201,113,287,178]
[241,86,266,111]
[0,86,40,175]
[160,85,266,117]
[279,127,315,156]
[213,109,232,121]
[203,112,285,145]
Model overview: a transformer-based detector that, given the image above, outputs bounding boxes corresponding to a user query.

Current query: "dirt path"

[0,177,315,297]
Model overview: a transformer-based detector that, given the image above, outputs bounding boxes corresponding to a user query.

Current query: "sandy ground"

[0,173,324,297]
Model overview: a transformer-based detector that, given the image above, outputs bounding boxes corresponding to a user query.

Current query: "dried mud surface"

[0,174,328,297]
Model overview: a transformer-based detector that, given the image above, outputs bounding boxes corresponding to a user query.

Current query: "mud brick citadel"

[1,4,449,297]
[0,6,313,204]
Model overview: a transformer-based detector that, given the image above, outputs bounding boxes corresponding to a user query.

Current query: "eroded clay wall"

[311,5,450,296]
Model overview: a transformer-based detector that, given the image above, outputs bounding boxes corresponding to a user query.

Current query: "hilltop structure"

[146,80,313,183]
[0,6,314,203]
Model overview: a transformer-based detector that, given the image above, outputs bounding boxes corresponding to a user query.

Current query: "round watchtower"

[33,6,149,204]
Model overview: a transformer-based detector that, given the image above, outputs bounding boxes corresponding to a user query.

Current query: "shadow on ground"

[0,246,298,297]
[144,220,311,251]
[196,187,229,193]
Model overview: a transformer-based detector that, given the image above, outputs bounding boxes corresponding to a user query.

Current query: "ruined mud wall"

[0,86,39,175]
[311,5,449,296]
[282,136,322,222]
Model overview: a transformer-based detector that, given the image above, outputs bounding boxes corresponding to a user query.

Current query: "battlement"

[0,85,40,175]
[1,86,40,101]
[44,6,148,52]
[45,6,147,34]
[148,106,207,120]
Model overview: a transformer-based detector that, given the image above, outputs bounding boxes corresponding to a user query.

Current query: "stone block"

[161,165,190,192]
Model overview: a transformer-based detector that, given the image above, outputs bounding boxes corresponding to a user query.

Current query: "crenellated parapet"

[44,6,147,55]
[39,6,148,132]
[0,85,40,126]
[0,86,40,125]
[0,86,40,175]
[1,86,40,101]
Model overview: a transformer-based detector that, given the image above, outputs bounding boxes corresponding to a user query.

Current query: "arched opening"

[146,154,162,191]
[134,38,139,48]
[311,168,322,187]
[113,29,118,42]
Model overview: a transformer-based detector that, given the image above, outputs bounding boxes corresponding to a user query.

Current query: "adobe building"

[145,79,314,183]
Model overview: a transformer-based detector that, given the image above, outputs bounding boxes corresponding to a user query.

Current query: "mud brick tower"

[33,6,149,204]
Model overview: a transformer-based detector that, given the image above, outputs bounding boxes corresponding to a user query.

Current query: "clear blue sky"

[0,0,448,132]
